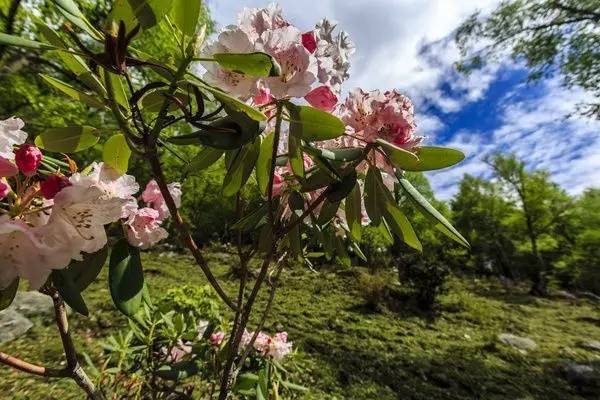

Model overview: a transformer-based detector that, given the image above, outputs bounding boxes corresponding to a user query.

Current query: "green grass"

[1,251,599,399]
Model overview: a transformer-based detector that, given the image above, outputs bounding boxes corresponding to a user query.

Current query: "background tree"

[486,153,573,295]
[452,175,517,279]
[455,0,600,118]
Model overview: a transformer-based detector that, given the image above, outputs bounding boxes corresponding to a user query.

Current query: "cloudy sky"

[206,0,600,199]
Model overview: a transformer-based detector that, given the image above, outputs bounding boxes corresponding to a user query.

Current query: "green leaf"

[187,76,267,121]
[364,166,383,225]
[317,200,340,226]
[110,0,174,31]
[0,279,19,311]
[188,147,223,175]
[384,201,422,251]
[109,73,130,112]
[280,380,309,392]
[169,109,265,149]
[35,126,100,153]
[41,74,106,109]
[394,146,465,172]
[234,373,259,392]
[0,33,56,50]
[155,361,199,381]
[301,167,335,192]
[288,134,304,177]
[222,139,260,197]
[376,139,419,169]
[103,134,131,174]
[257,366,269,400]
[256,132,275,194]
[327,171,357,203]
[109,239,145,317]
[288,103,345,141]
[51,270,89,316]
[51,0,103,40]
[65,246,109,291]
[171,0,201,37]
[398,177,470,248]
[345,184,362,240]
[305,146,364,162]
[213,52,281,77]
[231,203,268,231]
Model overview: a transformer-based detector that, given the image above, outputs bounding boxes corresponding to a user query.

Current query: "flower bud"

[301,31,317,53]
[40,174,71,200]
[14,144,42,177]
[0,178,11,200]
[209,332,225,346]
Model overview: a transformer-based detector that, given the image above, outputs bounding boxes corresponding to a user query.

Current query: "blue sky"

[206,0,600,199]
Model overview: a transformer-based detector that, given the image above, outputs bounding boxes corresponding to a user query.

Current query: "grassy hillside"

[1,251,599,399]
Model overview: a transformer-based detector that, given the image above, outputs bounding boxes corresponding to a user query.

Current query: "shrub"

[157,284,223,327]
[399,257,450,310]
[357,272,391,310]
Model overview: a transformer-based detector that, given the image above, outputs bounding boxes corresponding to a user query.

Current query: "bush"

[357,272,390,310]
[360,225,394,271]
[157,284,223,327]
[399,257,450,310]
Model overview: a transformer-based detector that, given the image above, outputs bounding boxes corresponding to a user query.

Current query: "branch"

[0,352,68,378]
[145,147,238,311]
[279,190,329,236]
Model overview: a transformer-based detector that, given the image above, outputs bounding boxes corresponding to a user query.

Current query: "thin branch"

[145,147,238,311]
[0,352,68,378]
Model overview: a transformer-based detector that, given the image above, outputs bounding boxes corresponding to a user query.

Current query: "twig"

[0,352,68,378]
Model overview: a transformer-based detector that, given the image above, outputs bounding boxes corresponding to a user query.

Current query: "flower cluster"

[240,330,293,361]
[202,3,354,111]
[0,118,181,289]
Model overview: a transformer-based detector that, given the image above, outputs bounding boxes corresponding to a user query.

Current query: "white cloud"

[428,79,600,199]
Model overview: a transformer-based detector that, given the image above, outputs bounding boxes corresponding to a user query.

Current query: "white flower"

[259,26,318,98]
[201,27,259,99]
[0,217,71,290]
[238,3,290,43]
[0,117,27,160]
[313,19,355,93]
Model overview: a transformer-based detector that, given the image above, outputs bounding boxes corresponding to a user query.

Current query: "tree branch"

[0,352,68,378]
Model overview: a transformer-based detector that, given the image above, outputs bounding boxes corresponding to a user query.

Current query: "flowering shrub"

[0,1,468,399]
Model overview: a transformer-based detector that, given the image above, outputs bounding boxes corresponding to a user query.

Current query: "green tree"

[486,153,573,295]
[452,174,517,279]
[455,0,600,118]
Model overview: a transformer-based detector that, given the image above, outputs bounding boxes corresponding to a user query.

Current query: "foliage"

[399,254,450,311]
[157,284,222,327]
[356,271,390,310]
[455,0,600,118]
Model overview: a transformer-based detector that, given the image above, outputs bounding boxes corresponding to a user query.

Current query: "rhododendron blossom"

[0,117,27,160]
[142,180,182,220]
[125,207,168,250]
[0,157,17,177]
[0,178,10,200]
[40,174,71,200]
[240,330,293,360]
[209,332,225,346]
[202,3,352,104]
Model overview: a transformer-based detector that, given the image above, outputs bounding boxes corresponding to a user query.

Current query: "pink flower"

[305,85,338,112]
[338,88,423,149]
[268,332,293,361]
[209,332,225,346]
[167,340,192,363]
[125,207,168,250]
[14,144,42,176]
[40,175,71,200]
[142,180,182,220]
[252,85,274,107]
[0,117,27,160]
[272,171,285,197]
[238,3,291,43]
[302,31,317,53]
[0,178,10,200]
[0,157,17,177]
[313,19,355,93]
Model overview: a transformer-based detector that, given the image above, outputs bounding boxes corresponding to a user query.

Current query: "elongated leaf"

[52,0,103,40]
[213,52,281,77]
[66,246,109,291]
[234,373,259,392]
[0,33,56,50]
[364,166,382,225]
[35,126,100,153]
[398,177,470,248]
[288,134,304,177]
[103,134,131,174]
[384,201,422,251]
[345,184,362,240]
[188,76,267,121]
[231,203,268,231]
[397,146,465,171]
[288,103,345,142]
[171,0,201,37]
[155,361,199,381]
[305,147,364,162]
[110,0,174,31]
[376,139,419,169]
[109,73,130,112]
[301,167,334,192]
[222,139,260,197]
[52,270,89,316]
[317,200,340,226]
[256,132,274,194]
[41,75,106,109]
[109,239,145,317]
[0,279,19,311]
[327,171,357,203]
[188,147,223,175]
